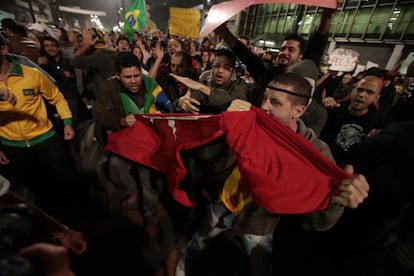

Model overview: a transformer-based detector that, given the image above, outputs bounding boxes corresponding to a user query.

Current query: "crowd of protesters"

[0,8,413,276]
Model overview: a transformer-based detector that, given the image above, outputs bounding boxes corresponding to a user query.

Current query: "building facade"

[237,0,414,70]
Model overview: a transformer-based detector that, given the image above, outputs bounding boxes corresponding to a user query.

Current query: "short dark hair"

[57,27,69,44]
[41,36,59,47]
[283,33,306,54]
[214,49,237,68]
[270,72,311,106]
[115,51,141,74]
[1,18,15,31]
[116,35,130,46]
[40,36,60,56]
[238,35,250,45]
[363,67,388,79]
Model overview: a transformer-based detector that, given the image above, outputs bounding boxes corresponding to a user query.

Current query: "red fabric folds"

[106,109,350,213]
[106,114,224,208]
[221,106,349,213]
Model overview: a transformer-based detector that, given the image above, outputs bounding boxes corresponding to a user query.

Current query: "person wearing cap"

[177,72,369,276]
[0,34,80,221]
[0,18,40,63]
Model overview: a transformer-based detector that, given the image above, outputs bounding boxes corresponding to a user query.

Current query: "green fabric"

[123,0,148,41]
[10,59,23,76]
[0,129,56,148]
[118,74,160,114]
[142,74,159,113]
[120,92,141,114]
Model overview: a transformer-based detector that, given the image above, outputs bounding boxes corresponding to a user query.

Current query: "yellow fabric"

[148,84,162,114]
[0,63,72,141]
[221,167,252,213]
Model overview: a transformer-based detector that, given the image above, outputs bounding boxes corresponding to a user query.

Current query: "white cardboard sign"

[329,48,359,72]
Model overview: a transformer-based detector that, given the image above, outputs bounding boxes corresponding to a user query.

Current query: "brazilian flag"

[124,0,148,41]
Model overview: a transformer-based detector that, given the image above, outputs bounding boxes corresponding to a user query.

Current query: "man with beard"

[38,36,84,126]
[320,75,383,165]
[214,9,334,107]
[155,50,199,106]
[213,9,334,136]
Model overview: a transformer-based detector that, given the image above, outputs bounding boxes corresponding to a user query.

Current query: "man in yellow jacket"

[0,34,79,221]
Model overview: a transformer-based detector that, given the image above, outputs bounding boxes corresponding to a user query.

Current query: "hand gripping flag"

[106,108,350,214]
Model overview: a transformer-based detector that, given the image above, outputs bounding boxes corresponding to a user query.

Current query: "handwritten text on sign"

[329,48,359,72]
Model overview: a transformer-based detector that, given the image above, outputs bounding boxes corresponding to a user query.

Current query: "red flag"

[106,114,224,207]
[106,109,349,213]
[222,107,348,213]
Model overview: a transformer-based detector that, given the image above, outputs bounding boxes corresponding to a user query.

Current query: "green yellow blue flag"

[124,0,148,40]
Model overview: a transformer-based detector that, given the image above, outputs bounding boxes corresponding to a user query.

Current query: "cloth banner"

[200,0,337,38]
[124,0,148,41]
[106,108,349,214]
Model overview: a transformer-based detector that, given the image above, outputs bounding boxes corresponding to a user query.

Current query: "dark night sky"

[58,0,204,30]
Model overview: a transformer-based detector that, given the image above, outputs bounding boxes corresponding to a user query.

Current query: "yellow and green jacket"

[0,60,72,147]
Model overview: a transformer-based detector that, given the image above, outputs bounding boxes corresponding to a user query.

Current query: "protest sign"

[328,48,359,72]
[169,7,201,39]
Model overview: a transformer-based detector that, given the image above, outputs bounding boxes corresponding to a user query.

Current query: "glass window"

[288,3,297,12]
[263,16,278,35]
[350,9,371,37]
[383,6,414,40]
[377,0,397,4]
[332,10,355,37]
[345,0,360,8]
[366,6,392,37]
[262,3,279,13]
[279,3,290,13]
[276,17,284,34]
[283,15,297,33]
[298,13,315,34]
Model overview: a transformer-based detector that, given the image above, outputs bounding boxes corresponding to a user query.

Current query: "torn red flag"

[106,108,349,213]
